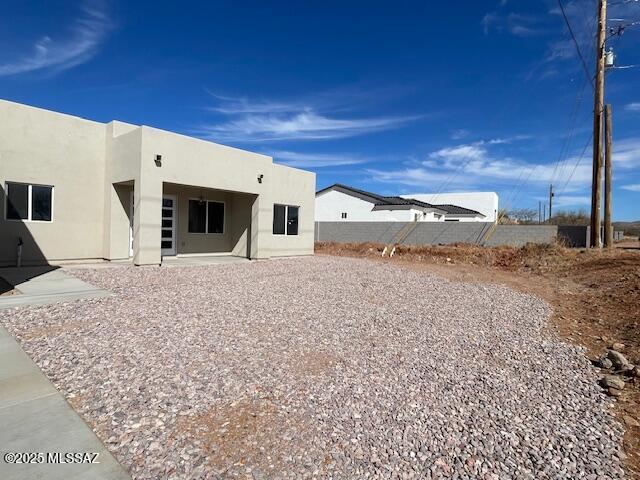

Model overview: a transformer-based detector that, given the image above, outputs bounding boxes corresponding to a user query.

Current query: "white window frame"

[273,204,300,236]
[4,181,54,223]
[187,198,225,235]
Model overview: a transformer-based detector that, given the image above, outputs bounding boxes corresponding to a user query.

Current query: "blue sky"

[1,0,639,220]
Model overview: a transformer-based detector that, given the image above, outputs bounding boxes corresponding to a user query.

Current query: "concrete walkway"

[0,268,128,479]
[0,326,130,479]
[0,259,246,479]
[0,267,112,310]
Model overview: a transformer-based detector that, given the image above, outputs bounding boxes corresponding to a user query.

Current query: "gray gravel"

[0,256,626,479]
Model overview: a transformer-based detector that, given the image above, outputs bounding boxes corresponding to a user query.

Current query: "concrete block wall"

[484,225,558,247]
[557,226,589,247]
[315,222,558,247]
[558,225,625,247]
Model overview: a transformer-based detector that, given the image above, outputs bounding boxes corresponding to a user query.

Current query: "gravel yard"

[0,256,626,479]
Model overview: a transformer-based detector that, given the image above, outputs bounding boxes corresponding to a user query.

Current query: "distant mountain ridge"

[613,221,640,236]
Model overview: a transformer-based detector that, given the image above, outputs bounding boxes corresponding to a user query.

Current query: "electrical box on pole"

[605,48,615,69]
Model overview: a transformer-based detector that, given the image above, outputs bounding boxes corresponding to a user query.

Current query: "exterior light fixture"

[154,154,162,167]
[257,174,264,184]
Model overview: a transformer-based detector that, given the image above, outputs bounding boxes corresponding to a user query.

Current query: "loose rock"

[611,343,625,353]
[623,416,639,428]
[601,375,626,390]
[608,388,623,397]
[597,357,613,369]
[0,257,627,479]
[607,350,631,370]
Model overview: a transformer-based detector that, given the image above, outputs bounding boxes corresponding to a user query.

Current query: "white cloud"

[612,138,640,168]
[197,110,418,142]
[626,103,640,112]
[366,167,460,188]
[270,150,367,168]
[368,138,596,191]
[431,143,487,163]
[482,13,500,35]
[622,184,640,192]
[482,11,544,37]
[545,38,579,62]
[0,1,112,77]
[368,135,640,197]
[205,94,306,115]
[197,93,422,142]
[544,1,639,67]
[450,129,470,140]
[547,195,591,207]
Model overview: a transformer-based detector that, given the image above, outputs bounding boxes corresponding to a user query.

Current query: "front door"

[161,195,177,256]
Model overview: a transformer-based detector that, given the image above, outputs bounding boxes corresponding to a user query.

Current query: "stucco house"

[0,100,315,266]
[402,192,499,223]
[315,184,487,223]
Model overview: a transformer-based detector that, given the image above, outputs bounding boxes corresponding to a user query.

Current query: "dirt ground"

[315,241,640,479]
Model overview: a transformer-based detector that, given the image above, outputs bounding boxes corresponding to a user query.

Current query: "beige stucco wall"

[132,126,315,264]
[102,123,142,260]
[0,100,107,265]
[0,100,315,266]
[268,164,315,257]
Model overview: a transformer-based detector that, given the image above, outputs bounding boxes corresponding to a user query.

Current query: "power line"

[559,132,593,195]
[550,76,589,186]
[549,8,598,193]
[558,0,595,89]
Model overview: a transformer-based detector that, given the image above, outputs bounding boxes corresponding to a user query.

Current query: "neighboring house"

[315,184,487,223]
[0,100,315,266]
[402,192,499,223]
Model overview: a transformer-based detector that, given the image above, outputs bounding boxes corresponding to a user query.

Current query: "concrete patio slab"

[160,255,251,266]
[0,326,129,480]
[0,268,112,310]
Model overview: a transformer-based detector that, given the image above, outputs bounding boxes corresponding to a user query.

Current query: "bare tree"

[509,208,538,224]
[549,209,590,225]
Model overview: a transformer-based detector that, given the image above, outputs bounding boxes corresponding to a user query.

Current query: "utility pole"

[543,204,547,223]
[604,104,613,247]
[590,0,607,248]
[538,201,542,224]
[548,184,554,223]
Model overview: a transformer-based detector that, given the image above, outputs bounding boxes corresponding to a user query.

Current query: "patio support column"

[250,194,271,259]
[133,179,162,265]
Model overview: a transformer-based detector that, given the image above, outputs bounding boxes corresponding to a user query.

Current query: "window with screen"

[273,204,299,236]
[286,206,299,235]
[207,201,224,234]
[273,205,286,235]
[188,199,224,234]
[188,200,206,233]
[5,182,53,222]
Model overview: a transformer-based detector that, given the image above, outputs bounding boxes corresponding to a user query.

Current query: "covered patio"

[159,182,257,259]
[105,181,264,265]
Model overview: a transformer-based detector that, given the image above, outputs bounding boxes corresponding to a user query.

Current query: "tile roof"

[433,204,484,216]
[317,184,437,208]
